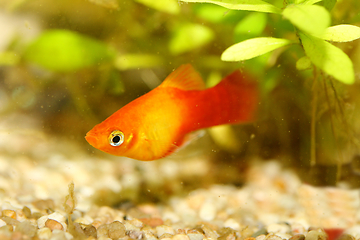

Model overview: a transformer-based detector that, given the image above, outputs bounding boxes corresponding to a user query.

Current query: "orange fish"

[85,64,258,161]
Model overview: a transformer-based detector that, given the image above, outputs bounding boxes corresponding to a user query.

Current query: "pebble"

[45,219,64,231]
[22,206,32,219]
[97,224,110,238]
[256,235,266,240]
[267,223,290,234]
[289,234,305,240]
[46,212,67,231]
[201,224,219,239]
[187,230,204,240]
[161,233,175,239]
[15,220,37,237]
[82,223,97,238]
[124,220,140,232]
[2,210,16,219]
[305,230,328,240]
[108,221,126,239]
[173,234,191,240]
[128,229,144,239]
[219,230,237,240]
[37,227,52,240]
[1,216,19,226]
[0,219,6,228]
[223,218,240,231]
[52,229,73,240]
[141,217,164,227]
[129,218,145,228]
[291,223,307,234]
[265,234,283,240]
[144,232,160,240]
[199,201,217,221]
[337,234,355,240]
[156,225,175,238]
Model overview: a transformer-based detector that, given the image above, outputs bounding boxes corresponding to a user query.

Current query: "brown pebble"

[218,228,236,240]
[82,224,97,238]
[140,217,164,227]
[45,219,63,231]
[22,207,32,219]
[73,222,86,237]
[31,212,42,220]
[108,221,126,239]
[201,224,219,239]
[32,199,55,211]
[2,210,16,219]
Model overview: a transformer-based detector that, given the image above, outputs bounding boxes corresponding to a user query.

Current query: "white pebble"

[156,225,175,238]
[124,221,140,231]
[199,201,216,221]
[267,223,290,234]
[266,234,284,240]
[256,235,266,240]
[345,226,360,239]
[37,227,52,240]
[187,232,204,240]
[173,234,190,240]
[0,219,6,228]
[144,232,158,240]
[37,215,48,229]
[223,218,240,231]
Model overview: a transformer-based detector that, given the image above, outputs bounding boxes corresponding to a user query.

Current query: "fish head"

[85,118,135,157]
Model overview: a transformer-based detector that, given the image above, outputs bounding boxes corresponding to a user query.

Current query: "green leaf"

[179,0,281,14]
[302,0,323,5]
[169,24,214,55]
[299,33,354,84]
[88,0,119,9]
[0,51,20,66]
[234,13,267,36]
[24,29,115,72]
[194,4,241,23]
[221,37,292,62]
[317,24,360,42]
[321,0,337,12]
[114,54,163,70]
[282,4,330,35]
[134,0,180,14]
[296,56,312,70]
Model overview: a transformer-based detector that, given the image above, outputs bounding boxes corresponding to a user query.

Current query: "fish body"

[85,64,258,161]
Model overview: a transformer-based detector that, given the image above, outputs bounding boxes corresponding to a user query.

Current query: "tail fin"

[213,69,258,124]
[187,69,258,131]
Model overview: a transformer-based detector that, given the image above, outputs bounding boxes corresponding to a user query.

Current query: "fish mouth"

[85,131,99,147]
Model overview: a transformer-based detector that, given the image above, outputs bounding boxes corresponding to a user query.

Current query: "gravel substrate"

[0,115,360,240]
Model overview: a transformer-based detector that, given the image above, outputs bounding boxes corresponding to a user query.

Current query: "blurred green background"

[0,0,360,186]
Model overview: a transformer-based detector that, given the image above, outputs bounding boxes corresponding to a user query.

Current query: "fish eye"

[108,130,124,147]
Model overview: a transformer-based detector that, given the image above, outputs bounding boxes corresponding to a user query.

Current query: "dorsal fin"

[159,64,205,90]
